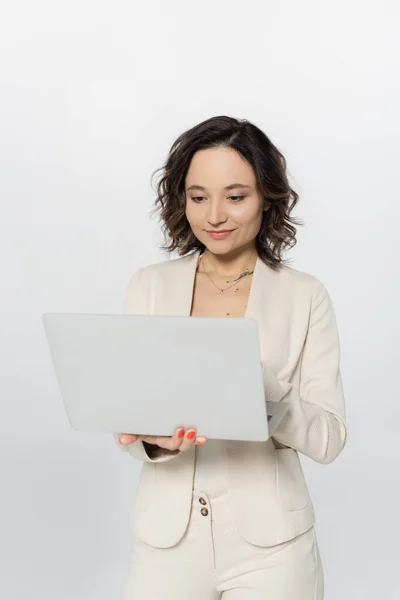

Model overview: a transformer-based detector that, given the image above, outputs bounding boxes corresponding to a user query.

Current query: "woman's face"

[185,147,266,256]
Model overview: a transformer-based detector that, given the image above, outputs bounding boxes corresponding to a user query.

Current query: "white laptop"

[42,313,288,442]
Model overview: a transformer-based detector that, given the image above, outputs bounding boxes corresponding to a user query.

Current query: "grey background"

[0,1,399,598]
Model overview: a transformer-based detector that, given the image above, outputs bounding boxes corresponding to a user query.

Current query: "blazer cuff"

[142,441,181,461]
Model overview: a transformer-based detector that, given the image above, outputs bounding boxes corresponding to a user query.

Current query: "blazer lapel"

[157,250,202,317]
[246,257,297,386]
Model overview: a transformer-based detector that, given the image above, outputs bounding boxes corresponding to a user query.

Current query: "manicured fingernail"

[196,437,207,444]
[187,430,195,440]
[177,428,184,438]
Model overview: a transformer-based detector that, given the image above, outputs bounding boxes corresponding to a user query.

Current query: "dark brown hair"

[151,115,301,269]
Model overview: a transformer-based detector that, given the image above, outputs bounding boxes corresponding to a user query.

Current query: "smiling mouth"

[205,229,236,239]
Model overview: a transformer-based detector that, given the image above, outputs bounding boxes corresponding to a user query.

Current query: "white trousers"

[123,489,324,599]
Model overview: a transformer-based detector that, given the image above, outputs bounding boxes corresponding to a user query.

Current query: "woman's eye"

[189,195,245,202]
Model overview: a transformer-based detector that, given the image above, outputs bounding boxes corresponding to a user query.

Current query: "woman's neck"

[199,246,258,278]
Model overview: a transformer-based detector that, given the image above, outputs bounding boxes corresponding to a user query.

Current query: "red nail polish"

[187,431,195,440]
[177,428,184,438]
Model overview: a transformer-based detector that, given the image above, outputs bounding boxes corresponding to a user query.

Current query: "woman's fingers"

[196,436,207,444]
[169,427,186,450]
[179,428,199,452]
[119,433,138,445]
[143,427,186,451]
[119,429,207,452]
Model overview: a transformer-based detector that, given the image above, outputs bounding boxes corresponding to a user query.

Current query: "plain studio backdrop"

[0,1,399,599]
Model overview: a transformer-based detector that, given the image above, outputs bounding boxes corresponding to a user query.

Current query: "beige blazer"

[115,250,347,549]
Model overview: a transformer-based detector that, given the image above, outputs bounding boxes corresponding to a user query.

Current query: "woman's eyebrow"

[186,183,253,191]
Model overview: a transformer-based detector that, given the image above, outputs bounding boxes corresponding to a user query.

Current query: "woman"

[115,115,347,599]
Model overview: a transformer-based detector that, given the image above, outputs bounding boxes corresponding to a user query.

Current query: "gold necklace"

[200,253,255,295]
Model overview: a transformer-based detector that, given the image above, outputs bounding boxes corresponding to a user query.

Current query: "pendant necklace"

[199,252,255,295]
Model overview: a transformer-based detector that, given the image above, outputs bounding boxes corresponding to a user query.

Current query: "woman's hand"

[118,427,207,453]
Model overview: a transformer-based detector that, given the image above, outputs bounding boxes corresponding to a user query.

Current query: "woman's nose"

[206,202,227,226]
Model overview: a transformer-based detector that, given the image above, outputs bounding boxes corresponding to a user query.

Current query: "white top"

[193,439,229,497]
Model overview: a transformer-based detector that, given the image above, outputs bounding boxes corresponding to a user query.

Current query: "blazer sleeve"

[113,268,181,464]
[266,279,348,465]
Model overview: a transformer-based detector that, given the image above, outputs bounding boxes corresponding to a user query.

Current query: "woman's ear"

[263,200,270,212]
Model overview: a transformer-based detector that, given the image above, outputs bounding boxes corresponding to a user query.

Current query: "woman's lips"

[206,230,235,240]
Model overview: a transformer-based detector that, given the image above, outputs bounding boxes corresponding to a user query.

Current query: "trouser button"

[199,497,207,506]
[200,507,209,516]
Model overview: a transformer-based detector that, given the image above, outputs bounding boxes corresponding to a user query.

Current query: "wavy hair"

[150,115,301,269]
